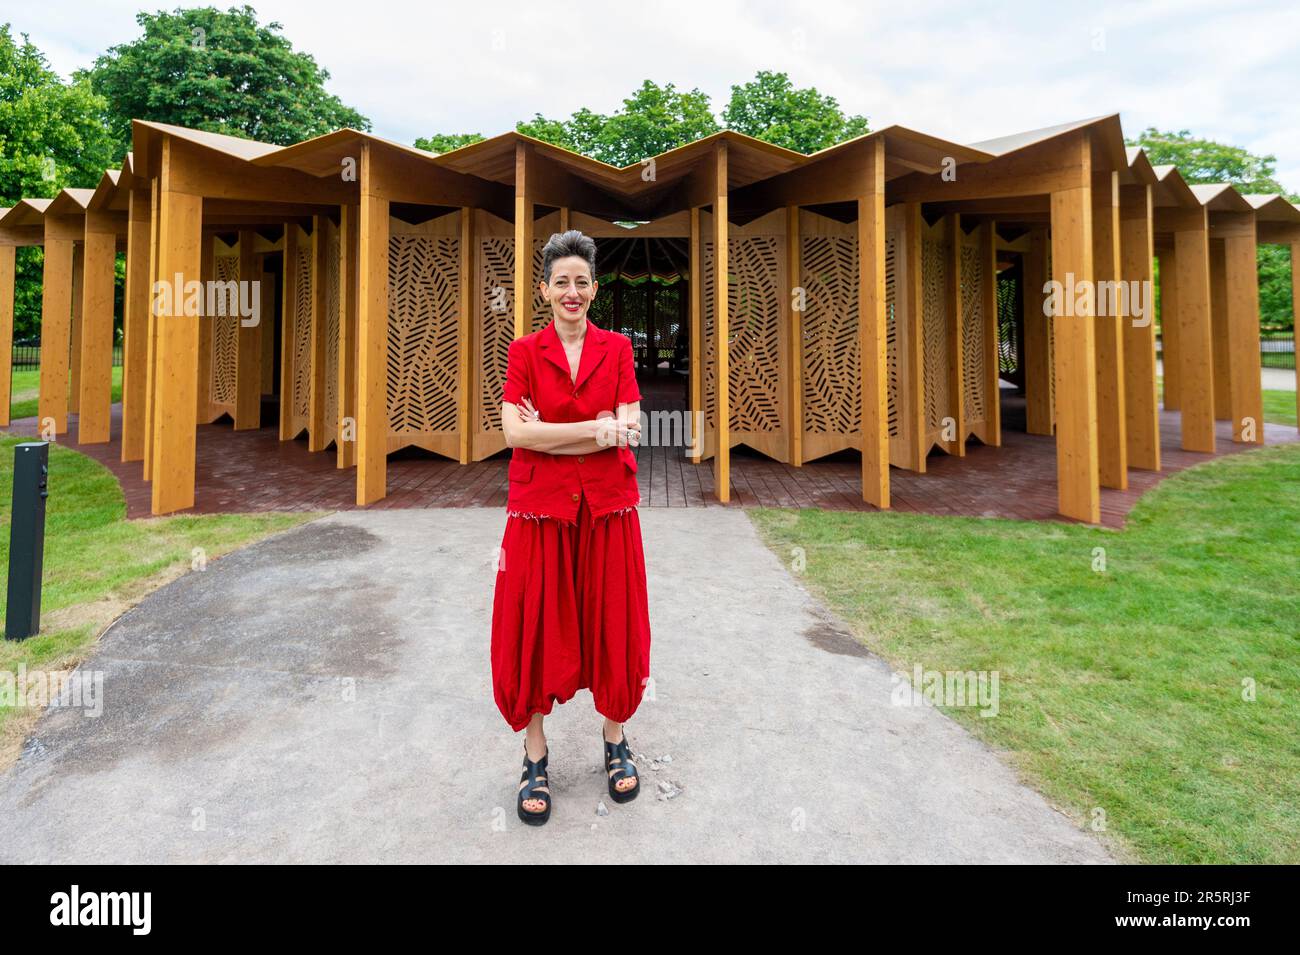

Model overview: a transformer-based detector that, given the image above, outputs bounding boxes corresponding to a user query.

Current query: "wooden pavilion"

[1,114,1296,524]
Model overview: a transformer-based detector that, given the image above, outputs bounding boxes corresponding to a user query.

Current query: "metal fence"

[11,339,125,370]
[1154,334,1295,371]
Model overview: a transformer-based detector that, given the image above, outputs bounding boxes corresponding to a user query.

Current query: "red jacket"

[500,318,642,522]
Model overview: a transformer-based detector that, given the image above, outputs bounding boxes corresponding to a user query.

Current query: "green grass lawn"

[750,442,1300,864]
[8,367,123,421]
[1263,389,1297,427]
[0,432,321,760]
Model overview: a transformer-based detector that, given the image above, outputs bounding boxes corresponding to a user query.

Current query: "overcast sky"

[15,0,1300,188]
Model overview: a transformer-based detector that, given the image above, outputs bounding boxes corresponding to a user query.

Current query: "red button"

[571,493,579,502]
[577,456,585,463]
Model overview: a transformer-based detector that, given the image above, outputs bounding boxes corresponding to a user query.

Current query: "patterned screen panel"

[387,234,461,449]
[210,253,239,415]
[799,233,859,440]
[921,225,949,440]
[960,240,987,430]
[323,220,341,447]
[289,237,313,439]
[478,236,513,435]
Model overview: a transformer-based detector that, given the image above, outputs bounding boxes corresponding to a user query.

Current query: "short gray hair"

[540,229,597,283]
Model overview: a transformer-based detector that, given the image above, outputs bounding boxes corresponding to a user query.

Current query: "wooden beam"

[356,143,390,504]
[1208,238,1231,419]
[1160,246,1180,411]
[713,142,730,501]
[859,137,889,507]
[1050,178,1100,523]
[1173,208,1217,452]
[37,232,74,435]
[143,176,161,480]
[689,205,704,463]
[279,223,299,440]
[1119,183,1160,471]
[1294,241,1300,432]
[457,207,475,464]
[943,214,965,456]
[1092,171,1127,488]
[196,233,214,422]
[0,245,14,427]
[151,141,203,515]
[1023,228,1053,435]
[339,205,359,468]
[901,201,928,470]
[235,227,262,430]
[77,213,118,443]
[979,219,1001,446]
[1224,225,1263,443]
[307,218,328,447]
[786,204,803,466]
[513,142,533,340]
[68,244,84,416]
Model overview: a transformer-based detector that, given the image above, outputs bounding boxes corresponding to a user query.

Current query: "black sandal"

[602,728,640,803]
[517,743,551,825]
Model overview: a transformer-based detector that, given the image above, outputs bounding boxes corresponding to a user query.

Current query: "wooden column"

[1293,241,1300,431]
[122,185,150,462]
[196,233,214,422]
[143,176,161,479]
[786,204,803,466]
[713,143,730,501]
[1223,216,1263,443]
[0,245,14,427]
[77,212,118,444]
[1023,228,1054,435]
[1172,208,1216,452]
[513,142,533,340]
[260,267,276,395]
[979,219,1001,446]
[457,206,475,464]
[68,244,84,416]
[306,219,329,448]
[901,201,928,470]
[858,138,889,506]
[37,231,75,435]
[1049,140,1100,523]
[279,224,299,440]
[1208,238,1231,419]
[234,228,263,430]
[1160,247,1180,411]
[689,206,704,463]
[943,213,965,456]
[1092,171,1127,488]
[1119,184,1160,471]
[151,137,203,515]
[356,143,390,505]
[339,205,360,467]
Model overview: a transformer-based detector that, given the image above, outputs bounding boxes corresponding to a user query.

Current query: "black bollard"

[5,442,49,640]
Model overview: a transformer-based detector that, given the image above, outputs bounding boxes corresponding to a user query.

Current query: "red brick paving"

[6,386,1295,528]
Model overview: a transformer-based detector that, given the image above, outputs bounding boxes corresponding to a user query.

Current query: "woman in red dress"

[491,229,651,826]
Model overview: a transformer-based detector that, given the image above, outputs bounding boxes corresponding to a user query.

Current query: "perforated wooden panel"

[289,238,313,439]
[210,253,239,416]
[960,241,987,430]
[323,221,341,447]
[478,235,513,437]
[387,234,461,451]
[885,228,899,439]
[714,235,784,438]
[921,225,949,440]
[799,232,859,443]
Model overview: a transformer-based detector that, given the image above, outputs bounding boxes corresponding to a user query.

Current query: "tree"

[79,5,369,155]
[1128,127,1295,331]
[413,132,486,154]
[722,70,868,153]
[517,81,720,166]
[0,25,119,338]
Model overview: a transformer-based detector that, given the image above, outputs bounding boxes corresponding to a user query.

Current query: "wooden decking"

[6,381,1295,527]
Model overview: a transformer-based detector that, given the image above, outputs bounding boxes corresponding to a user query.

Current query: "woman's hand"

[595,415,641,448]
[514,397,541,424]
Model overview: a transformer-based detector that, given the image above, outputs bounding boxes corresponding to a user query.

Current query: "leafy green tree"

[413,132,486,154]
[1128,127,1295,331]
[722,70,868,153]
[79,5,369,154]
[517,81,720,166]
[1,25,119,338]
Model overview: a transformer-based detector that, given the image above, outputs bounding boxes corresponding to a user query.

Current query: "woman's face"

[541,255,598,327]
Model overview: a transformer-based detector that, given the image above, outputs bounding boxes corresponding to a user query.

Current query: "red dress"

[490,319,652,732]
